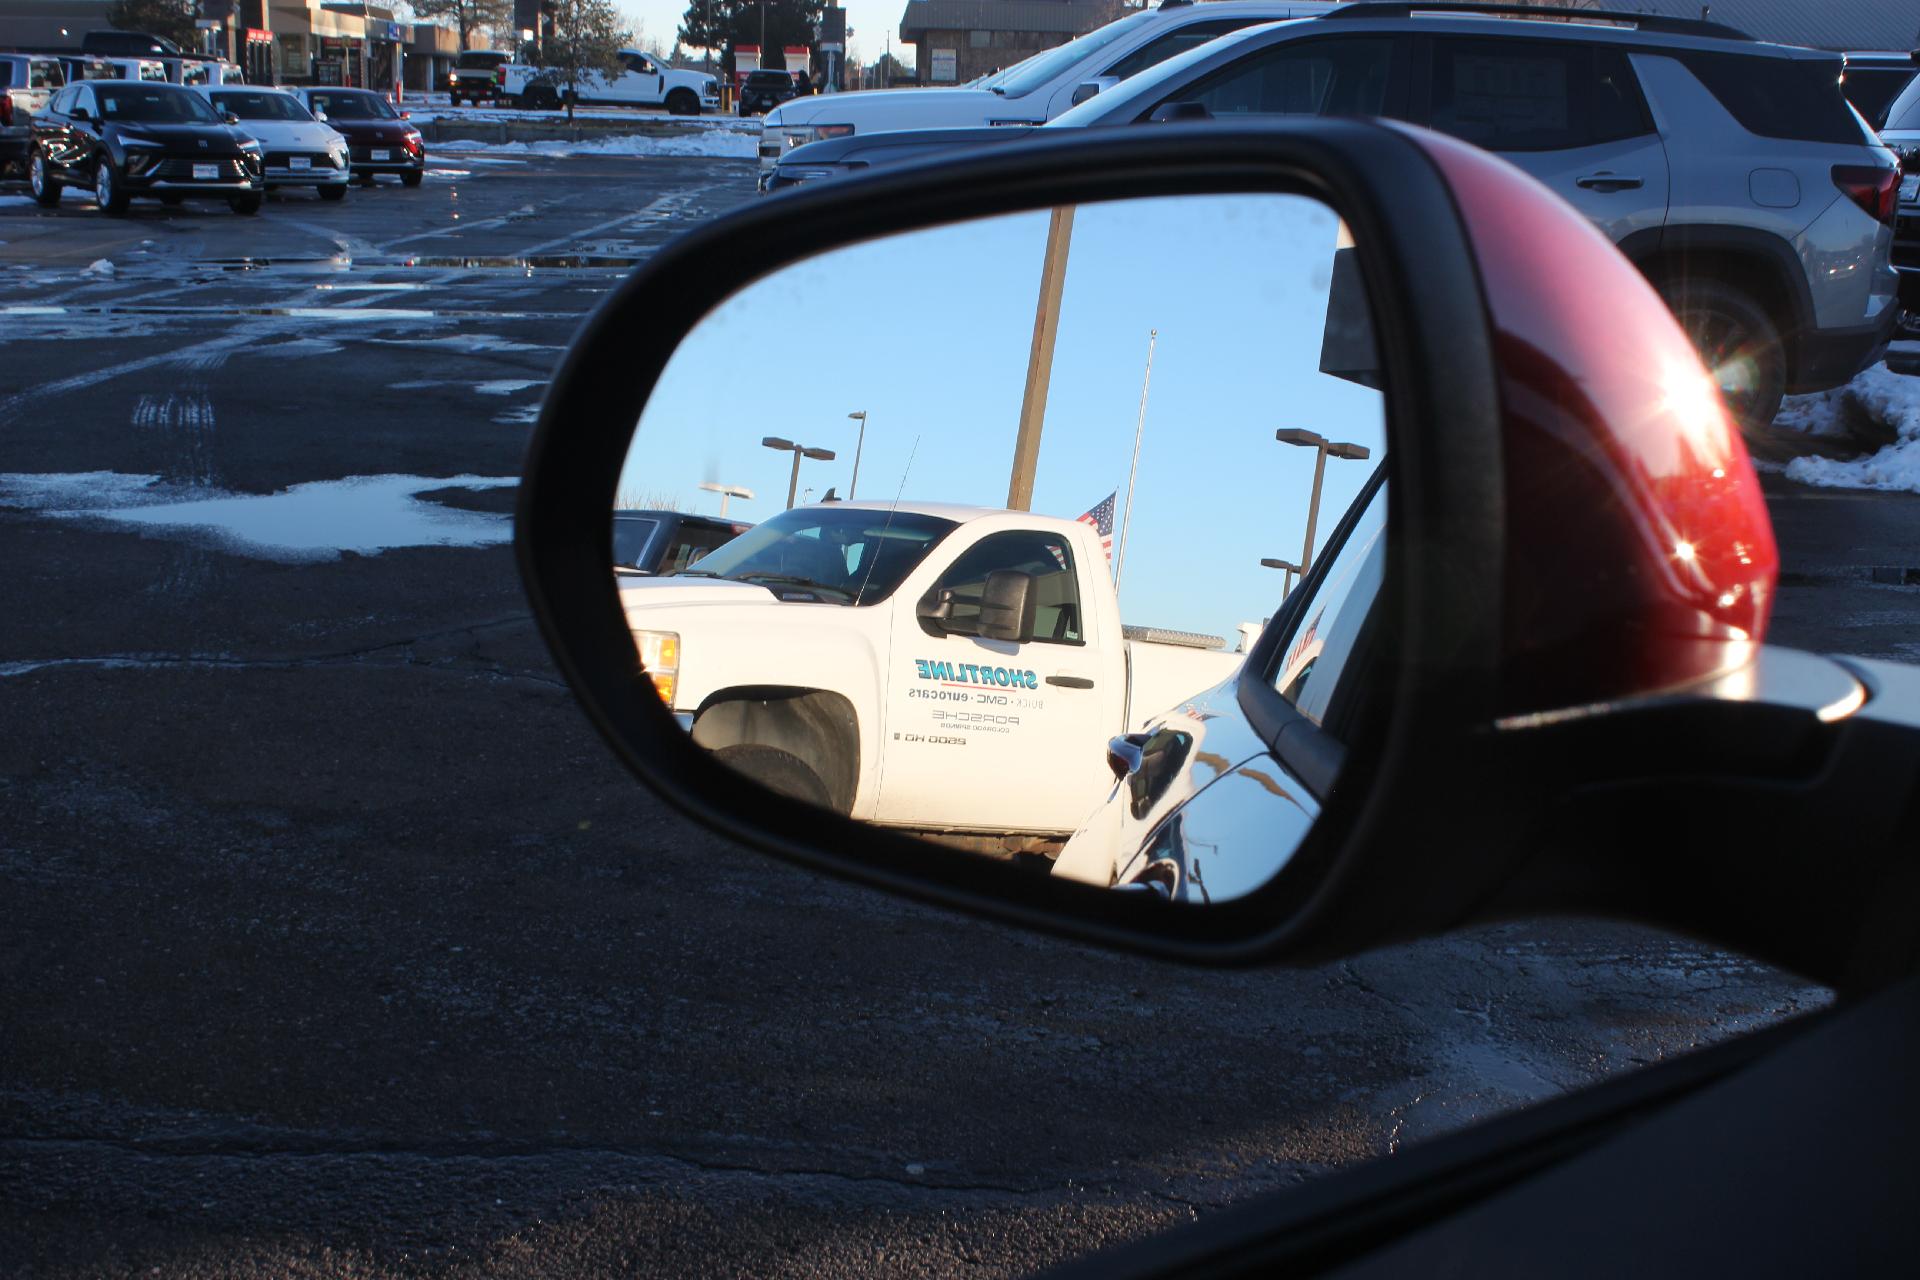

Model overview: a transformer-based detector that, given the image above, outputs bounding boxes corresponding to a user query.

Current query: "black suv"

[29,79,264,214]
[738,69,798,116]
[613,511,751,575]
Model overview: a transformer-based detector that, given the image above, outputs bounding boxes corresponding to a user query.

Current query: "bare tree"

[410,0,516,52]
[526,0,630,121]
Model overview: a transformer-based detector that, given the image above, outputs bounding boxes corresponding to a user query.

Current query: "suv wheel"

[1658,278,1786,431]
[28,150,60,207]
[93,155,129,216]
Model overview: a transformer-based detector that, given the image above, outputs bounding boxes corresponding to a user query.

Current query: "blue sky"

[618,192,1387,641]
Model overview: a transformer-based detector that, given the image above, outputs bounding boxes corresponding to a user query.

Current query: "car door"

[43,85,94,178]
[1139,34,1410,124]
[1419,37,1669,246]
[876,528,1124,835]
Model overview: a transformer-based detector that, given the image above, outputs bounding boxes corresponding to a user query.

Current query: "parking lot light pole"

[1260,556,1302,599]
[698,481,754,517]
[1275,429,1371,575]
[763,437,837,510]
[847,411,868,499]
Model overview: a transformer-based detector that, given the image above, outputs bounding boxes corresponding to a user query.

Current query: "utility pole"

[1275,429,1371,575]
[846,410,869,499]
[1260,557,1301,599]
[1007,205,1075,511]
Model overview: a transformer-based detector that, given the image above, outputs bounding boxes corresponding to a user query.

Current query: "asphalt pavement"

[0,153,1908,1278]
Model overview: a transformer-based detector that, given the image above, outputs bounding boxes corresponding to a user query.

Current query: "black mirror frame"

[515,120,1514,966]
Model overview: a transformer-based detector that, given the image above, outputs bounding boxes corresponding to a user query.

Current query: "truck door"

[875,529,1124,835]
[618,53,659,105]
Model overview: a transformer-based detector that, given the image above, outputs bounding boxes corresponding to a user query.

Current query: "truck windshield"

[676,507,956,604]
[991,11,1155,98]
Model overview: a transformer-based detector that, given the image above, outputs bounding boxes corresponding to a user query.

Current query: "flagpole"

[1112,329,1156,592]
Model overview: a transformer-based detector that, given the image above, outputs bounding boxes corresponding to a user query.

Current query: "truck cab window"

[1270,477,1387,726]
[933,530,1084,643]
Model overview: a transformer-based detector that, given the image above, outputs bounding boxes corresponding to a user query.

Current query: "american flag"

[1078,492,1117,563]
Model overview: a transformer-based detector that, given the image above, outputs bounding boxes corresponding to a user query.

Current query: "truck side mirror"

[916,588,956,630]
[1148,101,1211,123]
[976,570,1035,644]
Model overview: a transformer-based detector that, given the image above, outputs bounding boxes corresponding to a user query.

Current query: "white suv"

[759,0,1336,170]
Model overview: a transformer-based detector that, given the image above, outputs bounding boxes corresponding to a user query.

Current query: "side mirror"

[977,570,1036,644]
[1070,76,1117,107]
[400,110,411,120]
[221,110,239,125]
[1148,100,1211,123]
[71,106,91,121]
[313,108,328,121]
[514,120,1919,985]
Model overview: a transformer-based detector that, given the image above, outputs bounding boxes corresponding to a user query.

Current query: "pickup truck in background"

[448,49,510,106]
[500,49,719,115]
[613,509,751,575]
[757,0,1334,172]
[620,501,1245,852]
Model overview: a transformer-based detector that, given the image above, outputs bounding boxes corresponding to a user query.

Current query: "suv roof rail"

[1317,2,1754,42]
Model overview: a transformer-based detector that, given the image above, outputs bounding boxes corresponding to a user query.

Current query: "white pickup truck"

[758,0,1333,172]
[620,501,1244,847]
[500,49,719,115]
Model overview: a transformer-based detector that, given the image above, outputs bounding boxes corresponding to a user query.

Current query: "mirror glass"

[615,193,1387,902]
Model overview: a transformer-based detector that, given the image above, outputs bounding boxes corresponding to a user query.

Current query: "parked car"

[737,68,798,116]
[85,56,168,84]
[517,114,1920,1277]
[448,49,510,106]
[286,87,425,186]
[0,52,66,174]
[612,510,751,576]
[196,85,350,200]
[773,3,1902,431]
[757,0,1338,172]
[1879,75,1920,313]
[1842,49,1918,127]
[499,49,719,115]
[168,57,244,88]
[28,79,264,214]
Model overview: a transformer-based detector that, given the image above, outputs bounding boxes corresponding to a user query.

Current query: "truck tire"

[666,87,699,116]
[1657,278,1786,432]
[29,151,61,206]
[527,84,560,110]
[712,743,831,809]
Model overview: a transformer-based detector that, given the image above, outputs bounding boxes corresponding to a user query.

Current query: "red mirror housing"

[1416,132,1779,720]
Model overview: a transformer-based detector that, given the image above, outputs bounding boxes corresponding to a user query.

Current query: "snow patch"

[0,471,517,561]
[372,333,557,354]
[474,379,544,396]
[83,258,116,277]
[1782,364,1920,494]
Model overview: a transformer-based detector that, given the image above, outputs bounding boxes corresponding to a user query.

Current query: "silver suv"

[782,2,1904,427]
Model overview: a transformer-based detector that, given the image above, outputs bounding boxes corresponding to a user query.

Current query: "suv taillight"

[495,66,506,85]
[1831,164,1900,224]
[0,94,12,128]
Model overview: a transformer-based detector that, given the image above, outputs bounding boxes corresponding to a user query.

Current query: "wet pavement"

[0,155,1909,1277]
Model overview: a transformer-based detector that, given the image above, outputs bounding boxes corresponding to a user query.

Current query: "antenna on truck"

[854,434,920,606]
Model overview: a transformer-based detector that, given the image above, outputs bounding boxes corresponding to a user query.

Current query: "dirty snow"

[372,333,557,354]
[435,131,755,159]
[82,259,116,277]
[0,471,517,561]
[1780,363,1920,494]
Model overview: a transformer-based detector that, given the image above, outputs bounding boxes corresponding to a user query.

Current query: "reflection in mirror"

[617,193,1386,901]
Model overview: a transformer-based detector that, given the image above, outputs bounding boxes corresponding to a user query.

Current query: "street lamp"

[698,481,754,518]
[1260,556,1302,599]
[846,410,868,499]
[1275,429,1371,576]
[762,436,837,510]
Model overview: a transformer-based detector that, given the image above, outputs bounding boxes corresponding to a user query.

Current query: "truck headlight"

[632,629,680,706]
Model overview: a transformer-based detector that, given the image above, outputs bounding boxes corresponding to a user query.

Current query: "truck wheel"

[666,88,699,116]
[712,744,831,809]
[1657,278,1786,433]
[529,84,560,110]
[29,151,60,207]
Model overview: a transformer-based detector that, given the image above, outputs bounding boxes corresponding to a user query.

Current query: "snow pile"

[1781,363,1920,494]
[436,130,755,159]
[82,258,116,277]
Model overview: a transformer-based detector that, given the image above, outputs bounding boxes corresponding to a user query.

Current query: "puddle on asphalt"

[0,471,516,562]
